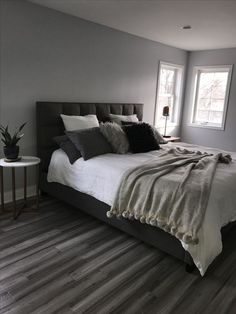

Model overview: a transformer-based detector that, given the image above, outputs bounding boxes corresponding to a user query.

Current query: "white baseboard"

[2,185,37,204]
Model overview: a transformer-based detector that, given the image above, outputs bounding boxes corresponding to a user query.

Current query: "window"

[190,65,233,130]
[154,62,184,128]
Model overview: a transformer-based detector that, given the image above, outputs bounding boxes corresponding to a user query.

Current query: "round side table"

[0,156,41,219]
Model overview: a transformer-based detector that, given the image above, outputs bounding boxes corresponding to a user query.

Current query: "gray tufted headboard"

[36,102,143,171]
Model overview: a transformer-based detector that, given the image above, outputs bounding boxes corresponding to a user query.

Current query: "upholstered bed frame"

[36,101,194,270]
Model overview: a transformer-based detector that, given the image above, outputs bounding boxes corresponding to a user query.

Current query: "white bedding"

[47,142,236,275]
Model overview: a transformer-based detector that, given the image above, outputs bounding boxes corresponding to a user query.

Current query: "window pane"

[198,98,211,110]
[210,99,224,111]
[211,72,228,98]
[159,68,175,95]
[198,72,214,99]
[156,95,173,125]
[193,67,230,127]
[209,111,223,124]
[196,110,209,122]
[155,63,183,128]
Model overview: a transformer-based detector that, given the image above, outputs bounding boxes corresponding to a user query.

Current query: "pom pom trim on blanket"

[107,209,199,245]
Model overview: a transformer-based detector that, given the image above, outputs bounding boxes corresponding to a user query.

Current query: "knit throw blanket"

[107,147,231,245]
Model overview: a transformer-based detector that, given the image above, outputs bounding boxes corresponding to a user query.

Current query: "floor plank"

[0,197,236,314]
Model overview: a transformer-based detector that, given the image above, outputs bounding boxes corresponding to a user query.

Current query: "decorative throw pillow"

[60,114,99,131]
[122,121,167,145]
[99,122,129,154]
[151,126,167,144]
[109,114,139,125]
[66,127,113,161]
[53,135,81,164]
[123,123,160,153]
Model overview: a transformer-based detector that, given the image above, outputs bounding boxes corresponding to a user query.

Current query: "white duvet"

[47,142,236,275]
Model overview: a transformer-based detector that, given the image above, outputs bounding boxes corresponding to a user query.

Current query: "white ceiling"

[29,0,236,51]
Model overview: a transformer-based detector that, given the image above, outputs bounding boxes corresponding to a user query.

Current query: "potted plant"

[0,122,27,161]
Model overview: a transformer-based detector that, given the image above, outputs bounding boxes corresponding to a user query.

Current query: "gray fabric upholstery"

[36,102,143,171]
[53,135,81,164]
[66,128,113,160]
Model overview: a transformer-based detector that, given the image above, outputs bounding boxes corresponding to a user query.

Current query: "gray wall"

[181,48,236,152]
[0,0,187,195]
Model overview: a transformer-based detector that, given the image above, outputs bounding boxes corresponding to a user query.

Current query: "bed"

[36,102,236,275]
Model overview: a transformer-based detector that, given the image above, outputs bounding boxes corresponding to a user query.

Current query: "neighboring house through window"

[189,65,233,130]
[154,61,184,130]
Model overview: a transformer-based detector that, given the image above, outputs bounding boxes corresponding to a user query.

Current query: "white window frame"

[154,61,184,128]
[189,65,233,130]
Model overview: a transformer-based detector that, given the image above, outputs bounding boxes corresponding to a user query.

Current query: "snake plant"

[0,122,27,147]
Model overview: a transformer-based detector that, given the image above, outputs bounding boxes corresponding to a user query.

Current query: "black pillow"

[123,123,160,153]
[53,135,81,164]
[66,127,113,161]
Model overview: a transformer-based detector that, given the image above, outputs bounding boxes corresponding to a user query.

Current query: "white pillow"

[60,114,99,131]
[109,114,139,125]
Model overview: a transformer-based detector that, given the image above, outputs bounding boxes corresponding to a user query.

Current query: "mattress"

[47,142,236,275]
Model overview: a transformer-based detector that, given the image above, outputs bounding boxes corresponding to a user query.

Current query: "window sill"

[188,123,225,131]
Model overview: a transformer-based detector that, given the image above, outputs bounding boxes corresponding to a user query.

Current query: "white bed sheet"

[47,142,236,275]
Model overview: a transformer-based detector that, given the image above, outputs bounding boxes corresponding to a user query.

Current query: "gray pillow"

[53,135,81,164]
[99,122,129,154]
[109,114,139,125]
[151,126,167,144]
[66,127,113,161]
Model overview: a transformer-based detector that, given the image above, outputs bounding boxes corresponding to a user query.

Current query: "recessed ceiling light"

[182,25,192,30]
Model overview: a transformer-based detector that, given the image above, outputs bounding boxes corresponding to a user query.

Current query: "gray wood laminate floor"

[0,197,236,314]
